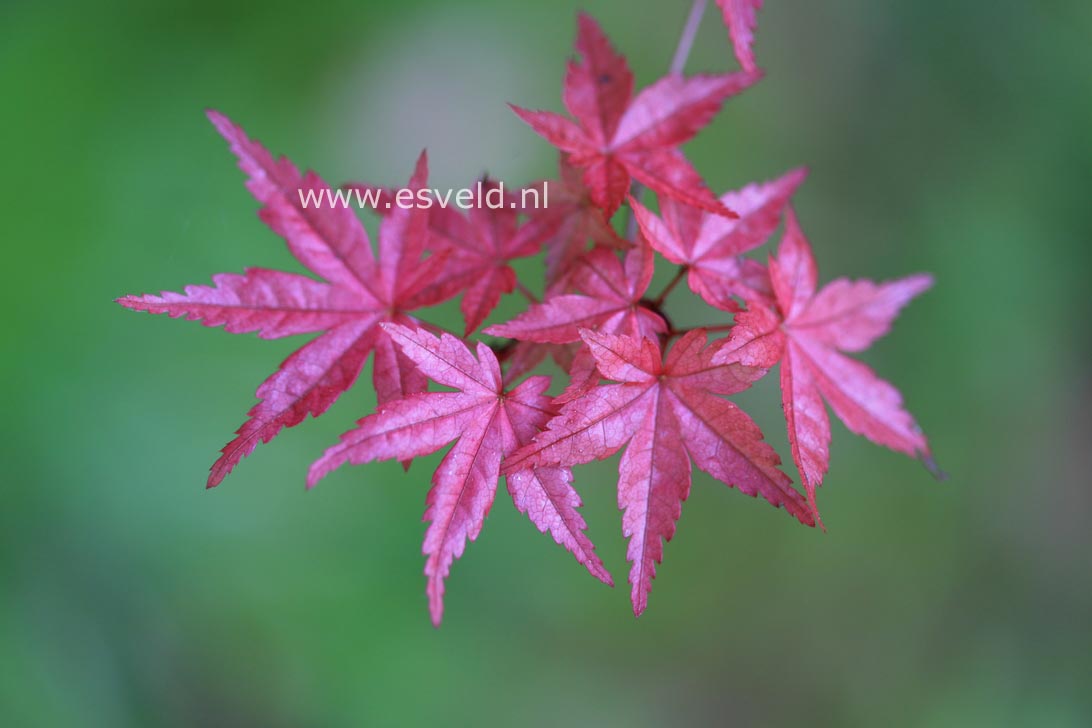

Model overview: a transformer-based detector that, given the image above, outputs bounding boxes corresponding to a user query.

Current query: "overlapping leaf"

[343,176,548,334]
[308,324,610,625]
[485,242,664,344]
[425,180,548,334]
[118,112,453,486]
[511,13,760,218]
[719,209,933,520]
[520,156,627,292]
[505,328,813,615]
[631,168,806,309]
[486,241,666,402]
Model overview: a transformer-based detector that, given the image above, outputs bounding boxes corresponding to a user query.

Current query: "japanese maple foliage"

[308,324,611,625]
[504,327,812,614]
[630,167,806,310]
[522,156,627,292]
[484,242,664,345]
[726,210,934,522]
[119,113,455,486]
[344,176,549,335]
[510,13,760,218]
[119,2,937,624]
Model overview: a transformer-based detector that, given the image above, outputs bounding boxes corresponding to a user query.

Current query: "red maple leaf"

[486,241,668,403]
[421,180,546,335]
[505,327,813,615]
[510,13,760,218]
[117,111,454,486]
[716,0,764,73]
[630,168,806,310]
[308,324,611,625]
[484,242,664,344]
[728,209,933,521]
[341,176,546,335]
[520,155,627,292]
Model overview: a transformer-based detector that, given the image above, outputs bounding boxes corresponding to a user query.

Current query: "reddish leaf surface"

[485,242,664,344]
[115,0,942,628]
[728,209,933,520]
[308,324,611,625]
[630,168,806,310]
[486,242,667,403]
[511,13,760,218]
[505,328,812,615]
[418,180,547,335]
[520,156,627,292]
[341,177,548,334]
[716,0,764,73]
[117,112,453,486]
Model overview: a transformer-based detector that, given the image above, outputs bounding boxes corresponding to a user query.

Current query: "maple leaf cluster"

[119,3,936,624]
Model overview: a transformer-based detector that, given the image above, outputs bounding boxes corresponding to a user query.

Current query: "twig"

[625,183,645,240]
[514,280,539,304]
[651,266,688,307]
[665,323,733,339]
[670,0,709,76]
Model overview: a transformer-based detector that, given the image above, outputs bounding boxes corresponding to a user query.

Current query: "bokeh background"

[3,0,1090,725]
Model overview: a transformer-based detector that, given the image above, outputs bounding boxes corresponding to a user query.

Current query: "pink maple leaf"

[340,175,548,335]
[486,241,667,403]
[505,328,813,615]
[416,179,546,335]
[484,242,664,344]
[630,168,806,310]
[510,13,760,218]
[520,155,628,292]
[308,324,611,625]
[725,209,933,521]
[117,111,454,486]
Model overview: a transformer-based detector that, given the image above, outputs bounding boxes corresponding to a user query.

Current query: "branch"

[670,0,709,76]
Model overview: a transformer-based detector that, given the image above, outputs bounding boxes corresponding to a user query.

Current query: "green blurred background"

[3,0,1090,725]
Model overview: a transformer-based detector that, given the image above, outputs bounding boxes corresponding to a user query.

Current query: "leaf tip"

[304,463,326,490]
[204,108,232,134]
[920,451,948,482]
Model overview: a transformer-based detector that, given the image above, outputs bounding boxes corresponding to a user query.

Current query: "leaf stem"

[670,0,709,76]
[514,280,539,304]
[414,319,459,338]
[652,266,688,307]
[665,322,733,339]
[625,186,644,240]
[491,338,518,362]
